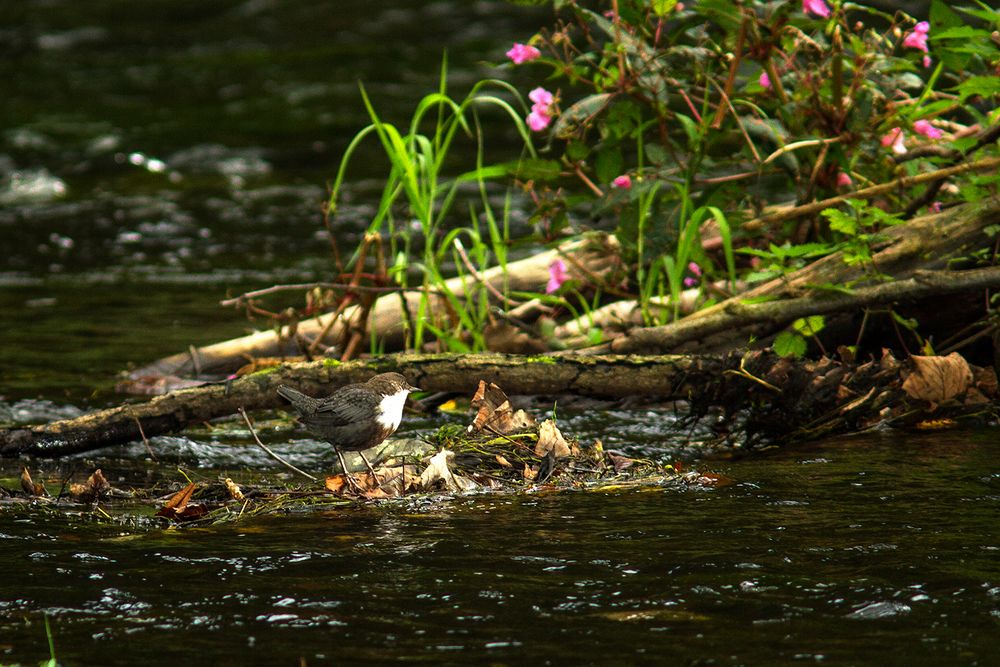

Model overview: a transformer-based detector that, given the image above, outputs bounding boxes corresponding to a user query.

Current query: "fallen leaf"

[419,450,477,492]
[324,475,348,494]
[469,381,536,435]
[69,469,110,503]
[901,353,973,404]
[522,463,538,480]
[156,483,206,521]
[974,366,998,396]
[606,452,636,473]
[495,455,512,468]
[224,478,245,501]
[534,419,572,458]
[20,468,47,497]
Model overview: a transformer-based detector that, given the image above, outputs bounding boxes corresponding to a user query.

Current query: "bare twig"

[238,407,318,482]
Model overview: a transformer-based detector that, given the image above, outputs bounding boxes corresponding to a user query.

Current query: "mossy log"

[3,351,996,459]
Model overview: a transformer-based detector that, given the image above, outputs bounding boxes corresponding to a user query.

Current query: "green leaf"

[793,315,826,336]
[552,93,614,139]
[774,331,807,358]
[595,145,624,184]
[507,158,562,181]
[954,76,1000,102]
[651,0,678,17]
[823,208,857,236]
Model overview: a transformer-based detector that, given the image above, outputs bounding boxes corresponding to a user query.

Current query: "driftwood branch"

[743,156,1000,232]
[0,353,706,458]
[610,266,1000,354]
[131,235,621,379]
[603,195,1000,354]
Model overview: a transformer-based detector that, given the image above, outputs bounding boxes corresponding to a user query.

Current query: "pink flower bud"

[913,120,943,139]
[802,0,831,18]
[526,110,550,132]
[881,128,907,155]
[903,22,930,53]
[759,71,771,89]
[546,259,568,293]
[506,43,541,65]
[837,171,853,187]
[612,175,632,190]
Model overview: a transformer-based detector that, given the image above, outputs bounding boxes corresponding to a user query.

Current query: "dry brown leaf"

[224,478,245,501]
[607,452,636,473]
[156,483,205,521]
[324,475,348,494]
[901,352,973,404]
[469,381,536,435]
[69,469,110,503]
[20,468,47,497]
[522,463,538,480]
[534,419,572,459]
[495,455,512,468]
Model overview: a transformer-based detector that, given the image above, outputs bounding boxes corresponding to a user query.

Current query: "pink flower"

[913,120,943,139]
[527,110,550,132]
[881,127,907,155]
[802,0,831,18]
[759,71,771,89]
[922,55,932,68]
[903,21,930,53]
[529,87,553,109]
[929,201,942,213]
[683,261,702,288]
[612,174,632,189]
[506,43,541,65]
[546,259,568,293]
[526,87,555,133]
[837,171,853,187]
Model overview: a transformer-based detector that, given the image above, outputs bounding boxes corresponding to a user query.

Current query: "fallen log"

[129,235,621,379]
[3,350,996,459]
[1,353,703,458]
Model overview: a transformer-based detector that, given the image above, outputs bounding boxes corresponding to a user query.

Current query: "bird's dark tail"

[277,385,320,415]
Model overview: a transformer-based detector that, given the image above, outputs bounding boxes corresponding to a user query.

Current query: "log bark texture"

[610,195,1000,354]
[130,235,620,379]
[1,353,706,458]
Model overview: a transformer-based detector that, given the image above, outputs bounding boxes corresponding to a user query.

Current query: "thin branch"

[743,156,1000,231]
[238,407,318,482]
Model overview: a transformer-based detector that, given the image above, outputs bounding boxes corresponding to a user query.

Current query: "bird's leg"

[335,448,364,493]
[358,451,382,489]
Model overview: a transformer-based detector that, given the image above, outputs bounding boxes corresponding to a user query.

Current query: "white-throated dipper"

[277,373,418,489]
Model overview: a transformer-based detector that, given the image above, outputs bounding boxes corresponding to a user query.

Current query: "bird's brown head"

[365,372,419,396]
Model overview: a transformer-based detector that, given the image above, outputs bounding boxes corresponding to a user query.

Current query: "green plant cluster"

[325,0,999,356]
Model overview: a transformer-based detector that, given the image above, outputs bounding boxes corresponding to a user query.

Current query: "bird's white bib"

[376,388,409,433]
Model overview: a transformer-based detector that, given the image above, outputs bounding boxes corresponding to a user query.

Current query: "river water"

[2,1,997,665]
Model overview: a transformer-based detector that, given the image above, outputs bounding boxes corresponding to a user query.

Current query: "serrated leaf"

[955,76,1000,102]
[774,331,806,358]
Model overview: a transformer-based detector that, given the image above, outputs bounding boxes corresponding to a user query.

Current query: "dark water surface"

[2,430,998,665]
[1,1,997,665]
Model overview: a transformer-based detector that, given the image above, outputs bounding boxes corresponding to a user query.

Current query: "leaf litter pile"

[1,380,728,526]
